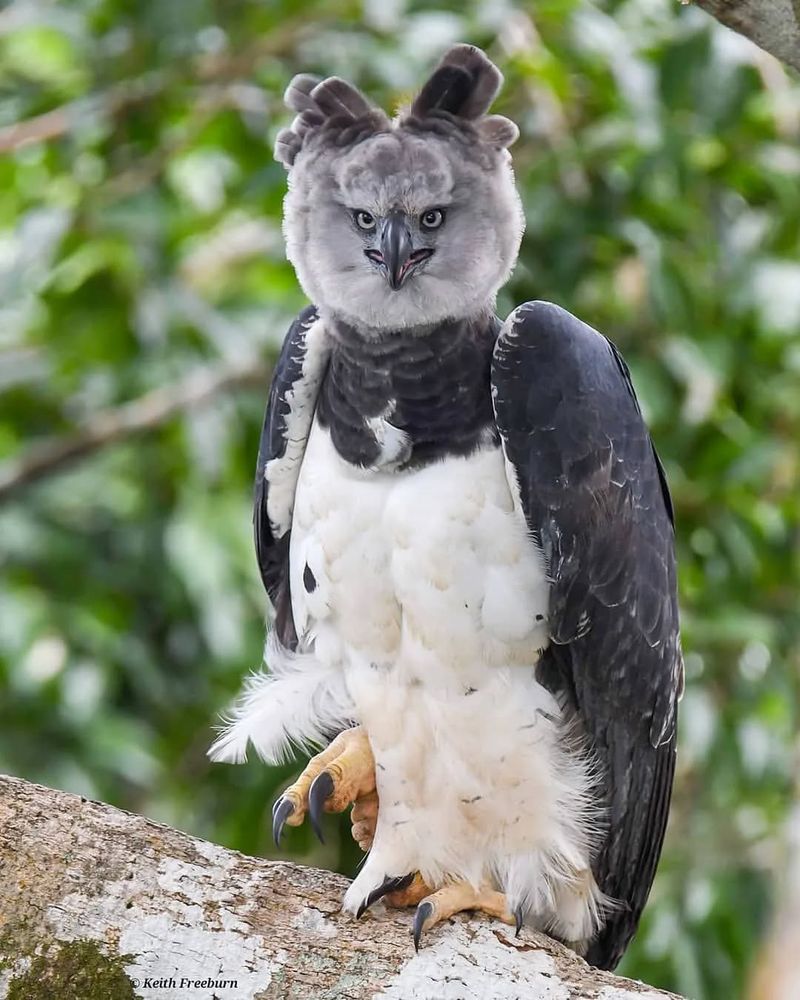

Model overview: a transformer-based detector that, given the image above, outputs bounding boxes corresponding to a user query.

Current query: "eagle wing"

[491,300,683,970]
[253,304,329,650]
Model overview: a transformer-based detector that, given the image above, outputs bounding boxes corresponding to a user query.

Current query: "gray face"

[283,129,525,332]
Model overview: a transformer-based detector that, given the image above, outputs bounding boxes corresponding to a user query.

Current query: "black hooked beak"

[365,212,434,290]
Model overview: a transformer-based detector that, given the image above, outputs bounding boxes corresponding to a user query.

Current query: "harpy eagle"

[210,44,682,970]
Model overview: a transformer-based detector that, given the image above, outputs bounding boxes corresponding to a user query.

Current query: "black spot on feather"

[303,563,317,593]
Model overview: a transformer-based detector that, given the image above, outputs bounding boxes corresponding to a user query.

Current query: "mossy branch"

[0,774,683,1000]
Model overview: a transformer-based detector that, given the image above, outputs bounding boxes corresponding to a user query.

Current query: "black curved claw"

[308,770,334,844]
[356,873,415,919]
[515,907,523,937]
[413,900,434,952]
[272,797,294,849]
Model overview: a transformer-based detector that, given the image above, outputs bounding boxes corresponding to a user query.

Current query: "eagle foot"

[355,872,416,918]
[350,789,379,851]
[411,881,516,951]
[384,871,431,908]
[272,725,376,847]
[352,870,430,922]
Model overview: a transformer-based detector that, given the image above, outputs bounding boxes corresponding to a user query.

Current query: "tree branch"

[0,73,167,154]
[0,16,314,155]
[0,774,684,999]
[0,357,269,503]
[694,0,800,73]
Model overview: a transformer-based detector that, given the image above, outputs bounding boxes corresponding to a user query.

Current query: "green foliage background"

[1,1,798,996]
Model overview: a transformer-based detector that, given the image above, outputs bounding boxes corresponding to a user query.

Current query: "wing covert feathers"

[492,300,682,969]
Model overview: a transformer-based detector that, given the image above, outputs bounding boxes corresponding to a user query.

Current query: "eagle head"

[275,45,525,334]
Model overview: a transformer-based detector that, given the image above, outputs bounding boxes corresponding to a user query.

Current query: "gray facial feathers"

[277,44,525,332]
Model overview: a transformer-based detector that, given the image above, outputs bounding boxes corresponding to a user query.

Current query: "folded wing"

[253,304,329,649]
[492,300,683,969]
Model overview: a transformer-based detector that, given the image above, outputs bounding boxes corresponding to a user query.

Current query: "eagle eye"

[420,208,445,231]
[353,209,376,231]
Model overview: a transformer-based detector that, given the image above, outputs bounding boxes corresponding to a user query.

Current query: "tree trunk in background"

[695,0,800,73]
[0,775,683,1000]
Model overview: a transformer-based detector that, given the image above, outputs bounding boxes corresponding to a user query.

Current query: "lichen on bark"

[5,939,135,1000]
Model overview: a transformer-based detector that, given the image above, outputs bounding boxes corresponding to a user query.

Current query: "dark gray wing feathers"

[492,300,682,970]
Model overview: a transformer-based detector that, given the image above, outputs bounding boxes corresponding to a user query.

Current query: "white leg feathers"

[207,632,354,766]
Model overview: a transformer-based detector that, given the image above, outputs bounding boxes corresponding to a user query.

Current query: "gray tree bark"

[695,0,800,73]
[0,774,684,1000]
